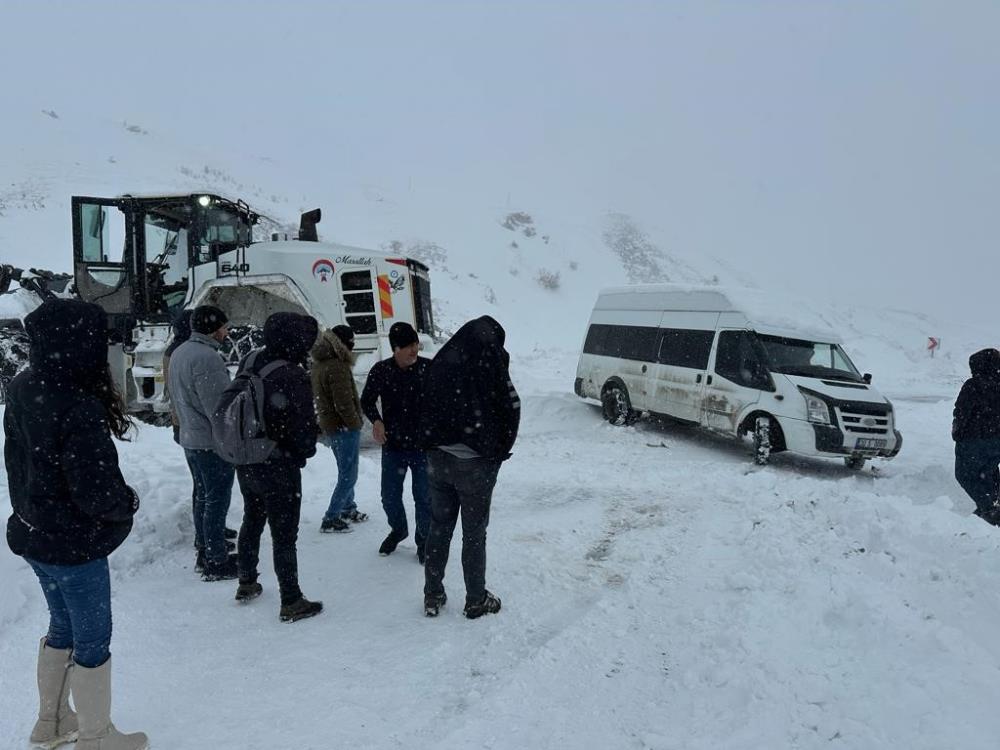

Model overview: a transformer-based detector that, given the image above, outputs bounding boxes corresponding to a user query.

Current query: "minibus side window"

[658,329,715,369]
[584,324,611,355]
[715,331,774,391]
[619,326,659,362]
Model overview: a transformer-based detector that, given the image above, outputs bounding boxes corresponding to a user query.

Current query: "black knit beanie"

[191,305,228,335]
[388,322,418,351]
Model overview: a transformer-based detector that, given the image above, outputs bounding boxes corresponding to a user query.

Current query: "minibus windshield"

[758,334,863,383]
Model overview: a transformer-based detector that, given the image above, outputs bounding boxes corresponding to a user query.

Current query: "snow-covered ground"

[2,348,998,750]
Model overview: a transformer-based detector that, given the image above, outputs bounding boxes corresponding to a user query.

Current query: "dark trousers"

[423,450,502,606]
[184,448,235,566]
[236,462,304,606]
[381,448,431,548]
[955,438,1000,517]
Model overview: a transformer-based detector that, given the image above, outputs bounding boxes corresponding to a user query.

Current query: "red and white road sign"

[928,337,940,356]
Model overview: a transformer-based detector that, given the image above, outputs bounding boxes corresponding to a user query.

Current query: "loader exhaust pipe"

[299,209,322,242]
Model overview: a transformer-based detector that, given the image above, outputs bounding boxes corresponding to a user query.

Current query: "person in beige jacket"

[311,325,367,533]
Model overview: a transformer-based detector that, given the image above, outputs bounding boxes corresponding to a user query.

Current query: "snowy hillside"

[0,109,988,391]
[2,107,1000,749]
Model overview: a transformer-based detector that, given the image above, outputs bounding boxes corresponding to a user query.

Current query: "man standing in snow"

[361,322,432,561]
[419,316,520,619]
[953,348,1000,526]
[233,312,324,622]
[312,324,367,533]
[168,305,239,580]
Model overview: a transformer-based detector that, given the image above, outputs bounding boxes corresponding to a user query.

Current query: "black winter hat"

[331,325,355,350]
[389,322,419,351]
[172,309,194,340]
[24,299,108,381]
[191,305,228,335]
[970,348,1000,379]
[263,312,319,365]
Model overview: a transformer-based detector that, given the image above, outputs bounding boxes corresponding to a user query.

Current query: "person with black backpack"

[419,316,520,619]
[223,312,324,622]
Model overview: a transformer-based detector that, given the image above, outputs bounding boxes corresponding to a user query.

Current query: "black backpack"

[212,350,288,465]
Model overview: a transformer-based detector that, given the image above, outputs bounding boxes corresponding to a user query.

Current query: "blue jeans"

[27,557,112,669]
[323,430,361,520]
[184,448,235,566]
[381,448,430,547]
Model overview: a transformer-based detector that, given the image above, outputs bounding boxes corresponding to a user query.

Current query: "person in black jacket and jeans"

[419,316,520,619]
[5,299,147,749]
[233,312,323,622]
[953,348,1000,525]
[361,322,432,560]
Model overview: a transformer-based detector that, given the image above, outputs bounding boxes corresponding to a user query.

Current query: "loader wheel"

[220,325,264,367]
[602,383,637,426]
[133,411,173,428]
[0,326,30,404]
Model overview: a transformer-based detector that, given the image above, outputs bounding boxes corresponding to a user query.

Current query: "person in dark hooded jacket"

[5,299,147,750]
[953,348,1000,525]
[233,312,324,622]
[419,316,520,619]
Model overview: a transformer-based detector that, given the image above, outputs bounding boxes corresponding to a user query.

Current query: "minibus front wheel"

[844,455,867,471]
[743,413,784,466]
[602,381,638,426]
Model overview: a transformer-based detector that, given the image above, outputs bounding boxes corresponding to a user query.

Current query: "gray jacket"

[166,332,231,451]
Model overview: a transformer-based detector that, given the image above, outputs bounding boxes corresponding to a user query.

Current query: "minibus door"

[651,316,718,423]
[702,329,769,434]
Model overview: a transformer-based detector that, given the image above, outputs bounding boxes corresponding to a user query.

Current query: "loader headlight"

[198,195,212,207]
[799,388,831,425]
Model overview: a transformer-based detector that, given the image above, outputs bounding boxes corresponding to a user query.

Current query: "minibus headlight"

[799,388,831,425]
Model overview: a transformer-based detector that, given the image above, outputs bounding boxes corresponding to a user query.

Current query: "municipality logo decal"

[312,259,335,283]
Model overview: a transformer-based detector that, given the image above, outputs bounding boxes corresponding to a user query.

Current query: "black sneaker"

[280,597,323,623]
[225,527,239,540]
[464,591,502,620]
[235,580,263,603]
[424,592,447,617]
[202,555,239,582]
[195,549,205,573]
[320,517,352,534]
[378,529,408,556]
[341,509,369,523]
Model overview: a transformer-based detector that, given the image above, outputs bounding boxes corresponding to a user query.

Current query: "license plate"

[855,437,887,450]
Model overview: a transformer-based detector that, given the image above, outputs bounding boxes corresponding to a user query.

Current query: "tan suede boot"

[30,637,78,749]
[70,657,148,750]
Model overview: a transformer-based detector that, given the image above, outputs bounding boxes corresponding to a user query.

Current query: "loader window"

[412,273,434,334]
[80,203,126,264]
[340,270,378,335]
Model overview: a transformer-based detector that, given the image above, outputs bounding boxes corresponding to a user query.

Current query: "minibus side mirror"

[863,373,872,385]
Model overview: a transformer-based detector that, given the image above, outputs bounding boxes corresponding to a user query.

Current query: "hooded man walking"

[361,322,432,561]
[953,348,1000,525]
[167,305,239,580]
[312,324,367,533]
[419,316,520,619]
[233,312,324,622]
[5,299,147,750]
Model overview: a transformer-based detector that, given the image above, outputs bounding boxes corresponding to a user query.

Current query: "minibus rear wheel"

[602,382,637,426]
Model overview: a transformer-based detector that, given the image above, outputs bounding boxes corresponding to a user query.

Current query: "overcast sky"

[2,0,997,325]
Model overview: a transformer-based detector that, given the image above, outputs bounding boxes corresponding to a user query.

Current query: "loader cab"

[72,194,255,338]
